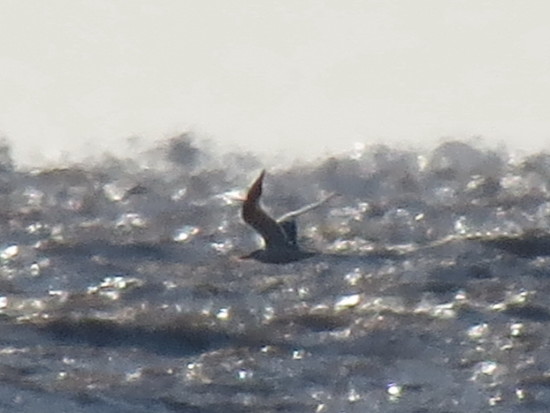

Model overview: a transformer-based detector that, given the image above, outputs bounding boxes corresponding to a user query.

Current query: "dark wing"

[279,220,298,247]
[275,192,339,250]
[242,171,289,249]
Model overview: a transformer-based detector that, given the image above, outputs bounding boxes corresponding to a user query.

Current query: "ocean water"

[1,136,550,412]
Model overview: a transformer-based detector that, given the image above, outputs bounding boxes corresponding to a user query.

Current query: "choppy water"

[1,136,550,412]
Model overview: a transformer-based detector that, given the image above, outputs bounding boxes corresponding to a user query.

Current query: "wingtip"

[246,170,266,202]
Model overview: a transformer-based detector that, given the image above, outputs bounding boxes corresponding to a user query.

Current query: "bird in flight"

[241,170,336,264]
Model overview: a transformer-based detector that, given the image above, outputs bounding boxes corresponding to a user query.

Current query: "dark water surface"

[1,137,550,412]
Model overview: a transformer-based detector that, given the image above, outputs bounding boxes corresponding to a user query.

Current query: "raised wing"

[242,171,289,249]
[276,192,338,222]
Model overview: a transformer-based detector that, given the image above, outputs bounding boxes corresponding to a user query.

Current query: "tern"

[241,170,335,264]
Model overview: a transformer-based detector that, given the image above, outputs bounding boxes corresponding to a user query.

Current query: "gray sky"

[1,0,550,165]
